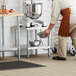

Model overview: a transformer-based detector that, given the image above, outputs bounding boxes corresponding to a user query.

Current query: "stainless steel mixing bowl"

[29,40,42,46]
[38,31,49,38]
[25,3,42,19]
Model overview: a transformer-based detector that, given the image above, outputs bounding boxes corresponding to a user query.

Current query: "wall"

[0,0,52,57]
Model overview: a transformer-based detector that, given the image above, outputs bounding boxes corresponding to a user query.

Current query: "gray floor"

[0,54,76,76]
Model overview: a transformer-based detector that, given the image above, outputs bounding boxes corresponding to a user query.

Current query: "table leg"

[17,16,20,60]
[2,17,4,58]
[2,51,4,58]
[35,30,37,55]
[48,35,50,57]
[15,29,17,56]
[15,29,17,46]
[27,30,29,58]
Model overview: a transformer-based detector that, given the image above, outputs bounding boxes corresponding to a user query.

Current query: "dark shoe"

[52,56,66,60]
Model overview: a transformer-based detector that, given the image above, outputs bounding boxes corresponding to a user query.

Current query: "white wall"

[0,0,52,56]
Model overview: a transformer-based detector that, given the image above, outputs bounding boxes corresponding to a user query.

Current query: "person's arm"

[48,23,55,30]
[45,0,61,36]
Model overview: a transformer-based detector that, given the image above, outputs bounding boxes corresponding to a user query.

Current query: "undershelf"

[27,45,50,50]
[0,47,17,52]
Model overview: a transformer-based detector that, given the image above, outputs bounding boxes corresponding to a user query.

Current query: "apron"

[58,8,71,37]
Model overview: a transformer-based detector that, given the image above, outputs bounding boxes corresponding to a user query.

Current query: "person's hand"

[44,28,50,36]
[44,23,55,36]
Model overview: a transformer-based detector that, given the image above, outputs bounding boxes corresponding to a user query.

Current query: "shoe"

[52,56,66,60]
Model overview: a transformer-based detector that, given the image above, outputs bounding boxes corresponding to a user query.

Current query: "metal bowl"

[29,40,41,46]
[25,3,42,19]
[38,31,49,38]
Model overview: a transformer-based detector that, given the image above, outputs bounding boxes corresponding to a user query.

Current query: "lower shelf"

[27,46,50,50]
[15,45,50,50]
[0,48,17,52]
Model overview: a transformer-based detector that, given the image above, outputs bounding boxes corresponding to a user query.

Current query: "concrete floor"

[0,54,76,76]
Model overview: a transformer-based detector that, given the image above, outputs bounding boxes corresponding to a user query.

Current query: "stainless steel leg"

[2,51,4,58]
[2,17,4,58]
[17,16,20,60]
[51,29,55,49]
[27,30,29,58]
[48,35,50,57]
[15,29,17,46]
[35,30,37,55]
[15,29,17,56]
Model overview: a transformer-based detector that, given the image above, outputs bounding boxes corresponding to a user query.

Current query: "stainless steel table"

[0,12,24,60]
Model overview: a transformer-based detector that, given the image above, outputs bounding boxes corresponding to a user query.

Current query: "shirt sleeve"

[50,0,62,24]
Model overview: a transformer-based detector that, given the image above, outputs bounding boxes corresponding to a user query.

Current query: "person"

[45,0,76,60]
